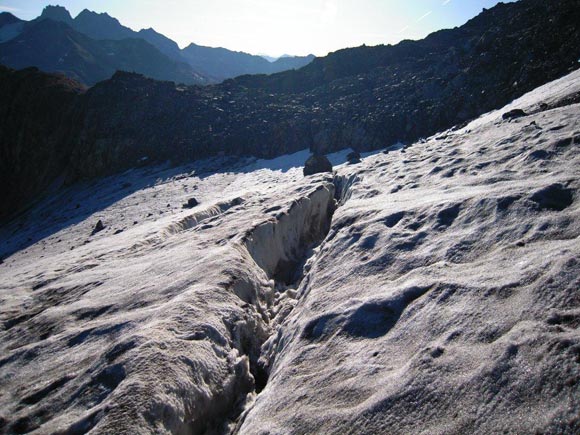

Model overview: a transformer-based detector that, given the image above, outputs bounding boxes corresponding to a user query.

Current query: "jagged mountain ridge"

[0,0,579,220]
[49,6,185,62]
[0,19,206,86]
[181,43,315,82]
[37,4,73,25]
[0,5,315,83]
[0,16,209,87]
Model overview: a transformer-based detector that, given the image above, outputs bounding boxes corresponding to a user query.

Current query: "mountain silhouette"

[181,42,315,81]
[0,18,207,86]
[0,12,24,43]
[0,5,315,84]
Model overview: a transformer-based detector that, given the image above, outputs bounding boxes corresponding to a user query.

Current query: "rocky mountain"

[69,9,181,62]
[260,54,279,62]
[0,0,579,220]
[67,8,316,79]
[0,65,84,224]
[0,66,578,434]
[137,27,184,63]
[37,4,73,25]
[0,5,315,84]
[0,11,21,27]
[268,54,316,74]
[72,8,133,40]
[0,19,207,86]
[0,12,24,43]
[181,43,315,81]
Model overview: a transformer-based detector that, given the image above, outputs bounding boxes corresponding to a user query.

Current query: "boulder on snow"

[91,220,105,235]
[502,109,527,120]
[304,154,333,176]
[347,151,361,164]
[183,197,199,209]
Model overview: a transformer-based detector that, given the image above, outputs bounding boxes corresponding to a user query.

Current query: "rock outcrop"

[347,151,362,164]
[0,65,84,220]
[303,155,333,176]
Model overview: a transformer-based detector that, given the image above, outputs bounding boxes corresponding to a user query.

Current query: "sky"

[0,0,515,57]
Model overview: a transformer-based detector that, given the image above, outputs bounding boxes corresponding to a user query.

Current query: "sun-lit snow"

[0,70,579,434]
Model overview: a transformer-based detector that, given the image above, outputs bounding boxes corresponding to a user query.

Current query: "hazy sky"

[1,0,514,56]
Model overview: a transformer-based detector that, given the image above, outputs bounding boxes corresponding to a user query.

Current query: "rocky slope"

[0,65,84,222]
[0,0,579,220]
[0,66,578,435]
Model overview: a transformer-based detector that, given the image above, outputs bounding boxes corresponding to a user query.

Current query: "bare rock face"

[38,5,74,25]
[0,65,84,220]
[303,154,333,176]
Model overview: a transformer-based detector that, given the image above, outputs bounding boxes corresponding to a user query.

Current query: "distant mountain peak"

[73,8,133,42]
[77,9,112,18]
[39,5,73,25]
[259,54,279,63]
[76,8,121,25]
[4,4,316,85]
[0,11,22,27]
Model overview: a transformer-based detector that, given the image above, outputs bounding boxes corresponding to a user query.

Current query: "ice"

[241,148,355,173]
[1,71,579,434]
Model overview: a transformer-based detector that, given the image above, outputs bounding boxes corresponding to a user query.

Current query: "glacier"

[0,70,579,434]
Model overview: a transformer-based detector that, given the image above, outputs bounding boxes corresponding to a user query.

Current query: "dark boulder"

[347,151,362,164]
[502,109,528,120]
[91,220,105,235]
[304,155,333,176]
[183,198,199,209]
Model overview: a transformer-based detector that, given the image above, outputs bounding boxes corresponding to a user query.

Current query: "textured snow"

[1,70,579,434]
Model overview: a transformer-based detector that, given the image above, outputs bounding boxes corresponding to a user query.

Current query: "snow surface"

[1,70,579,434]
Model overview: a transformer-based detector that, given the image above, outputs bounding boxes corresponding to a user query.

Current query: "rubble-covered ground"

[1,70,579,434]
